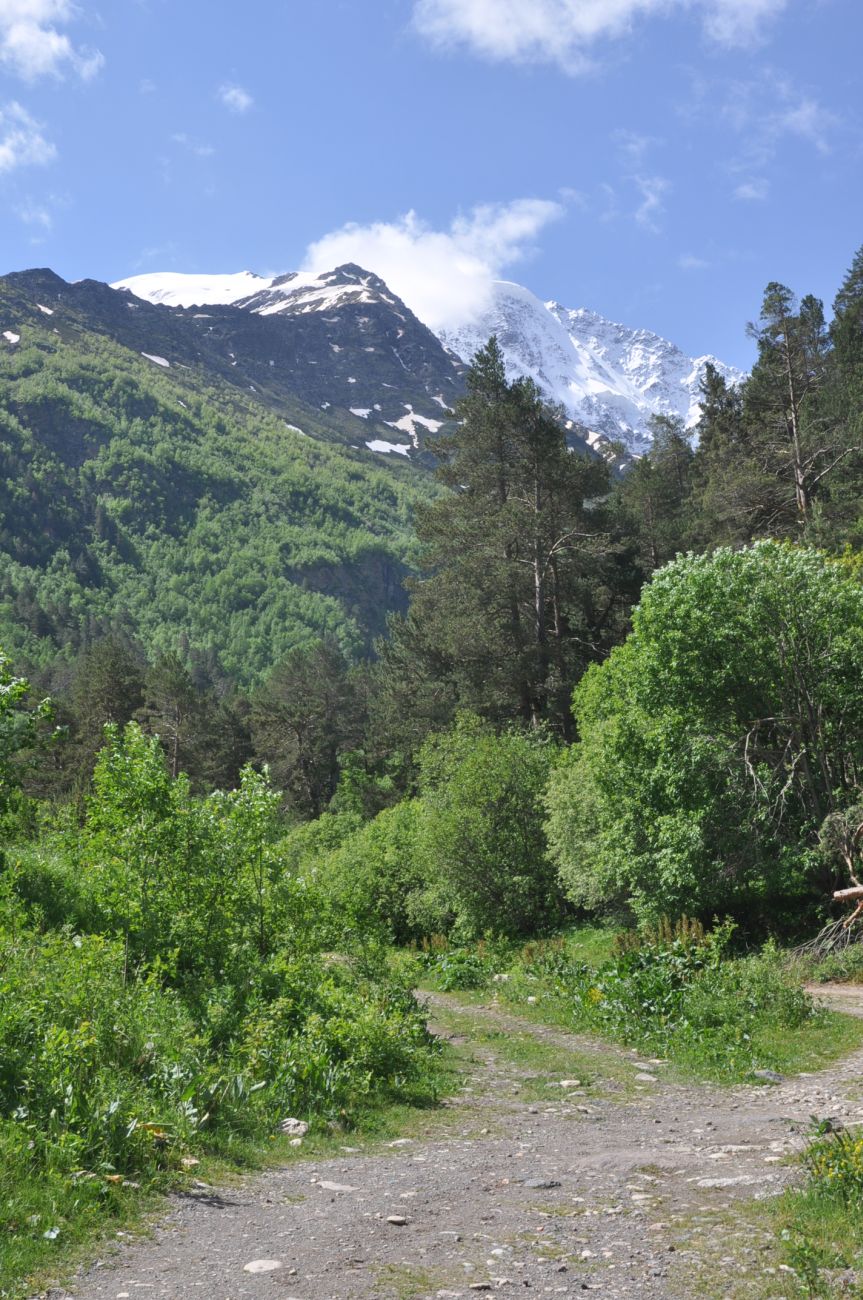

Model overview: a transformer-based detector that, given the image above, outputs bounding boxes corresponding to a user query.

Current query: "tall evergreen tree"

[614,415,694,573]
[251,639,361,817]
[382,339,618,736]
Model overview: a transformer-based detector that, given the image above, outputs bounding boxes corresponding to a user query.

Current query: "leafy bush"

[0,927,203,1178]
[79,725,290,982]
[315,799,428,945]
[416,714,562,939]
[425,948,494,991]
[547,543,863,925]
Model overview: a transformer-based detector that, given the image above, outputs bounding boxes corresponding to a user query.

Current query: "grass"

[372,1262,455,1298]
[495,981,863,1084]
[428,999,635,1098]
[421,925,863,1086]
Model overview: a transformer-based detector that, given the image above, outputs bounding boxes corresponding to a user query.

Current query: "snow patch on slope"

[365,439,410,456]
[115,271,271,308]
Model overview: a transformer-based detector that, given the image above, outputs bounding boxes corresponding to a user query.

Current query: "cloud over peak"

[302,199,565,331]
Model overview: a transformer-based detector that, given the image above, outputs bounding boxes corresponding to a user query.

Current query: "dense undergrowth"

[415,923,863,1083]
[0,724,443,1299]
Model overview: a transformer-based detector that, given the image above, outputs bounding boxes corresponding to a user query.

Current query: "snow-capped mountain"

[112,264,464,457]
[115,265,403,316]
[439,281,745,452]
[115,266,744,454]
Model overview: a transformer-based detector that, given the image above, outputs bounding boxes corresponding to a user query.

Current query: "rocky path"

[48,988,863,1300]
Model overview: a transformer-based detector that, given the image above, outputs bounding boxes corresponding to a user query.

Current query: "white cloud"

[0,0,103,81]
[219,83,253,114]
[733,177,768,200]
[703,0,787,45]
[171,133,216,158]
[302,199,565,331]
[633,175,670,232]
[0,101,56,173]
[18,199,52,228]
[412,0,788,71]
[678,252,710,270]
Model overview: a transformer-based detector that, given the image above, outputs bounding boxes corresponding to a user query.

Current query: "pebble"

[279,1118,309,1137]
[243,1260,283,1273]
[525,1178,561,1189]
[387,1214,408,1226]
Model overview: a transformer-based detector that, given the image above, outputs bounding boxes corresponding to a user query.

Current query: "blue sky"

[0,0,860,368]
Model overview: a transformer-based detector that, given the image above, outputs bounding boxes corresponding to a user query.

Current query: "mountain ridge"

[118,266,743,450]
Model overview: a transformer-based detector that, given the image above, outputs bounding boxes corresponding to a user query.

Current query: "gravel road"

[45,987,863,1300]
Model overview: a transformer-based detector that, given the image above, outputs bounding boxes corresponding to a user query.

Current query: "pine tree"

[615,414,694,573]
[382,338,616,736]
[136,652,202,780]
[251,640,361,817]
[743,283,834,527]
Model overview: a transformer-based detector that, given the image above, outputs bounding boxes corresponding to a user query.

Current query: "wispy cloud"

[218,82,253,114]
[733,177,769,201]
[721,72,840,153]
[633,174,670,232]
[613,129,662,166]
[413,0,789,73]
[303,199,565,331]
[717,69,837,198]
[678,252,711,270]
[18,199,53,228]
[171,133,216,158]
[0,101,56,174]
[0,0,103,81]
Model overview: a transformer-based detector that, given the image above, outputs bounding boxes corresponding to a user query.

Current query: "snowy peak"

[113,270,271,308]
[236,263,403,317]
[106,262,463,459]
[439,282,744,452]
[113,264,402,318]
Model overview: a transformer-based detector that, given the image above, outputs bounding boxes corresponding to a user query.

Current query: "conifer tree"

[383,338,616,736]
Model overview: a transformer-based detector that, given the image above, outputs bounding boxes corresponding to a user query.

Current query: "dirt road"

[48,988,863,1300]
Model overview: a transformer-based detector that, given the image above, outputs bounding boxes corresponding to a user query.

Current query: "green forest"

[4,244,863,1296]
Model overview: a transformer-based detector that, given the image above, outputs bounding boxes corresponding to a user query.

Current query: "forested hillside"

[0,308,436,674]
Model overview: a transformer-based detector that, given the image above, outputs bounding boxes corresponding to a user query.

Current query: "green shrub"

[547,544,863,925]
[0,927,203,1177]
[315,799,428,945]
[238,955,435,1122]
[416,714,562,939]
[426,948,493,991]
